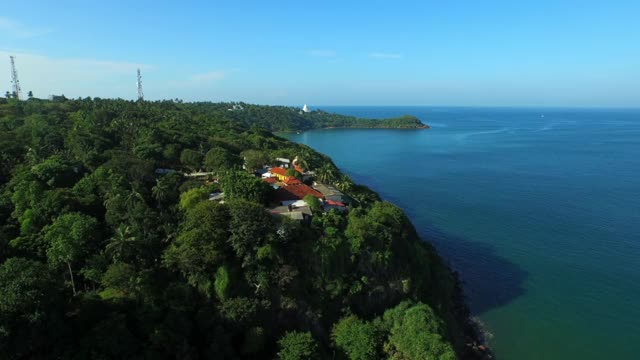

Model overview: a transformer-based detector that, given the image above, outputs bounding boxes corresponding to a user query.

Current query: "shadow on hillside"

[346,171,529,315]
[419,224,528,315]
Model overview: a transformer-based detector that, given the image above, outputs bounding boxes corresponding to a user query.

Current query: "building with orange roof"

[269,167,289,181]
[284,177,302,185]
[272,183,323,205]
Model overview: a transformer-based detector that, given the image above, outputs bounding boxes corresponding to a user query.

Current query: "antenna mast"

[137,68,144,101]
[9,56,22,100]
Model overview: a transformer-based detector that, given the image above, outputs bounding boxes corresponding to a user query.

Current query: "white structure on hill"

[302,104,310,113]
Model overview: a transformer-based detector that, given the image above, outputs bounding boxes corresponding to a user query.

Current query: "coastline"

[451,271,494,359]
[321,124,430,130]
[276,124,430,134]
[283,133,491,359]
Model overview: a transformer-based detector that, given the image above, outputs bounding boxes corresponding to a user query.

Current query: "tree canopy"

[277,331,320,360]
[0,98,479,359]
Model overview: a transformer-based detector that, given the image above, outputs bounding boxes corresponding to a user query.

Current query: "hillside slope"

[0,98,484,359]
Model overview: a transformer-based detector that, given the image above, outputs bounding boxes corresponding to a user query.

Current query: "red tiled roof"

[264,177,277,184]
[270,167,288,176]
[294,165,304,173]
[325,199,346,207]
[284,177,302,185]
[272,184,323,202]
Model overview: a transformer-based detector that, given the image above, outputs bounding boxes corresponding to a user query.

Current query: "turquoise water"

[284,107,640,360]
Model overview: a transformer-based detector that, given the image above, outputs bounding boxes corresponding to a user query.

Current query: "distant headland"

[221,102,429,131]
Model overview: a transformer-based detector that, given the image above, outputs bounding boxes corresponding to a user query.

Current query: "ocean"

[283,106,640,360]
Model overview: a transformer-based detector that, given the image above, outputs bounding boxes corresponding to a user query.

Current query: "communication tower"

[9,56,22,100]
[137,68,144,101]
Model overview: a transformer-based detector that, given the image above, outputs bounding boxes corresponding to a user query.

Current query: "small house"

[269,167,289,181]
[275,158,291,168]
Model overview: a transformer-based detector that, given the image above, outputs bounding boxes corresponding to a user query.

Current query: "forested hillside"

[190,102,428,132]
[0,97,482,359]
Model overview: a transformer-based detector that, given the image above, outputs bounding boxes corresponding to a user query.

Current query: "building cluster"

[158,156,348,223]
[227,103,244,111]
[257,157,347,222]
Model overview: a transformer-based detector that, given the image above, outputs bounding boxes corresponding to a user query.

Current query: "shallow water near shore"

[283,106,640,360]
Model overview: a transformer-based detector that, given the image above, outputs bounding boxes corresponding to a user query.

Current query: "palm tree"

[336,174,353,192]
[316,163,337,184]
[152,178,170,204]
[105,225,136,262]
[297,148,311,170]
[125,187,145,211]
[103,192,122,210]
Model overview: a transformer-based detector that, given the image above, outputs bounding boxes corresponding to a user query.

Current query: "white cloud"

[0,17,52,38]
[309,49,337,57]
[190,71,226,82]
[0,50,153,99]
[370,52,403,59]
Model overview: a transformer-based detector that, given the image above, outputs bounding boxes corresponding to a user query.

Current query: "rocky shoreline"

[451,270,494,359]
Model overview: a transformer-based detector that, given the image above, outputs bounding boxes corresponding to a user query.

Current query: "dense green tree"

[242,149,271,172]
[178,186,210,211]
[162,143,182,163]
[303,194,322,212]
[0,257,59,320]
[164,201,230,296]
[227,200,274,267]
[0,258,63,358]
[313,217,350,295]
[277,331,320,360]
[30,155,80,188]
[219,296,263,325]
[204,146,241,173]
[214,265,231,301]
[332,315,381,360]
[221,170,272,204]
[100,262,138,298]
[43,213,98,295]
[383,302,456,360]
[180,149,203,170]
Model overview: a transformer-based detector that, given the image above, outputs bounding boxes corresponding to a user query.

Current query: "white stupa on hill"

[302,104,310,113]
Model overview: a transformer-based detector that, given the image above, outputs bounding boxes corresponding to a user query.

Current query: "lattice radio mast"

[137,68,144,101]
[9,56,22,100]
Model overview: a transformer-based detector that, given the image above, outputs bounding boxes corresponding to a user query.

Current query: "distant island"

[203,102,429,131]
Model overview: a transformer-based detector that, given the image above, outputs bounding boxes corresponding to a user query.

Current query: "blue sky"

[1,0,639,106]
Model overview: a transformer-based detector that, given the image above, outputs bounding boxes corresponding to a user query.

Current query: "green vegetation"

[332,301,455,360]
[277,331,320,360]
[0,97,476,359]
[304,194,322,212]
[204,102,428,131]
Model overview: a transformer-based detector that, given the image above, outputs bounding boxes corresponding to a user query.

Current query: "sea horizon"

[284,105,640,360]
[300,105,640,110]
